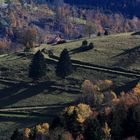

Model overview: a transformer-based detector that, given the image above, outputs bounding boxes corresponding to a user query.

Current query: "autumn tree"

[81,80,104,106]
[56,49,73,78]
[35,123,49,137]
[81,80,94,103]
[18,27,38,50]
[0,40,9,54]
[63,103,92,139]
[29,51,46,81]
[23,128,31,139]
[102,122,111,140]
[84,22,97,38]
[132,82,140,96]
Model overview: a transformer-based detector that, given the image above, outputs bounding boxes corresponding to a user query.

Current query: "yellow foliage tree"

[36,123,49,135]
[110,91,117,100]
[75,103,92,123]
[23,128,31,138]
[64,105,75,116]
[102,122,111,139]
[96,80,113,91]
[64,103,92,124]
[132,82,140,95]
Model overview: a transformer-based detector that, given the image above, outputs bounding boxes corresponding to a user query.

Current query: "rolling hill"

[0,32,140,138]
[41,32,140,72]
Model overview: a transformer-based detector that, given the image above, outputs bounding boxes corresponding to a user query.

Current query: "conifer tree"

[29,51,46,81]
[56,49,73,78]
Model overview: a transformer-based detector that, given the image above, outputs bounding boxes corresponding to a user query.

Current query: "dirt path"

[0,103,68,112]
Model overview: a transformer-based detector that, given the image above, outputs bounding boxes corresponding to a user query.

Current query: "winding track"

[0,105,64,112]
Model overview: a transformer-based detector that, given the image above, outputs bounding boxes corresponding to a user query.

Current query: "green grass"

[0,32,139,138]
[0,53,134,108]
[41,32,140,71]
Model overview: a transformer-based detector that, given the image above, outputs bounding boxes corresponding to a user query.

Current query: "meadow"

[0,32,140,139]
[41,32,140,72]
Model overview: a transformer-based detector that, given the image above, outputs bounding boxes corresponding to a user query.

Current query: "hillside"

[0,0,140,55]
[30,0,140,17]
[0,33,140,138]
[41,32,140,72]
[0,0,140,139]
[65,0,140,18]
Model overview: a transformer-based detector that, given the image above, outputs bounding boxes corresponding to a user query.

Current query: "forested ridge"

[65,0,140,17]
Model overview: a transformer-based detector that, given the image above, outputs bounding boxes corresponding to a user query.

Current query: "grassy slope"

[0,55,80,108]
[0,33,138,109]
[0,32,139,139]
[0,54,80,138]
[41,32,140,71]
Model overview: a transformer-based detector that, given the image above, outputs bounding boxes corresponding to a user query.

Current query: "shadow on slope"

[112,45,140,69]
[0,81,53,107]
[113,79,139,94]
[0,80,80,107]
[132,32,140,36]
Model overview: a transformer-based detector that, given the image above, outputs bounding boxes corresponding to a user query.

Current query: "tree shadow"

[113,79,139,94]
[112,45,140,68]
[112,45,140,58]
[0,80,80,107]
[69,46,93,55]
[0,81,54,107]
[131,32,140,35]
[2,56,25,62]
[0,82,25,100]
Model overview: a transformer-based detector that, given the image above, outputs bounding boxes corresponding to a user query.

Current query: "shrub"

[97,32,101,36]
[104,30,109,35]
[88,43,94,49]
[82,40,88,46]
